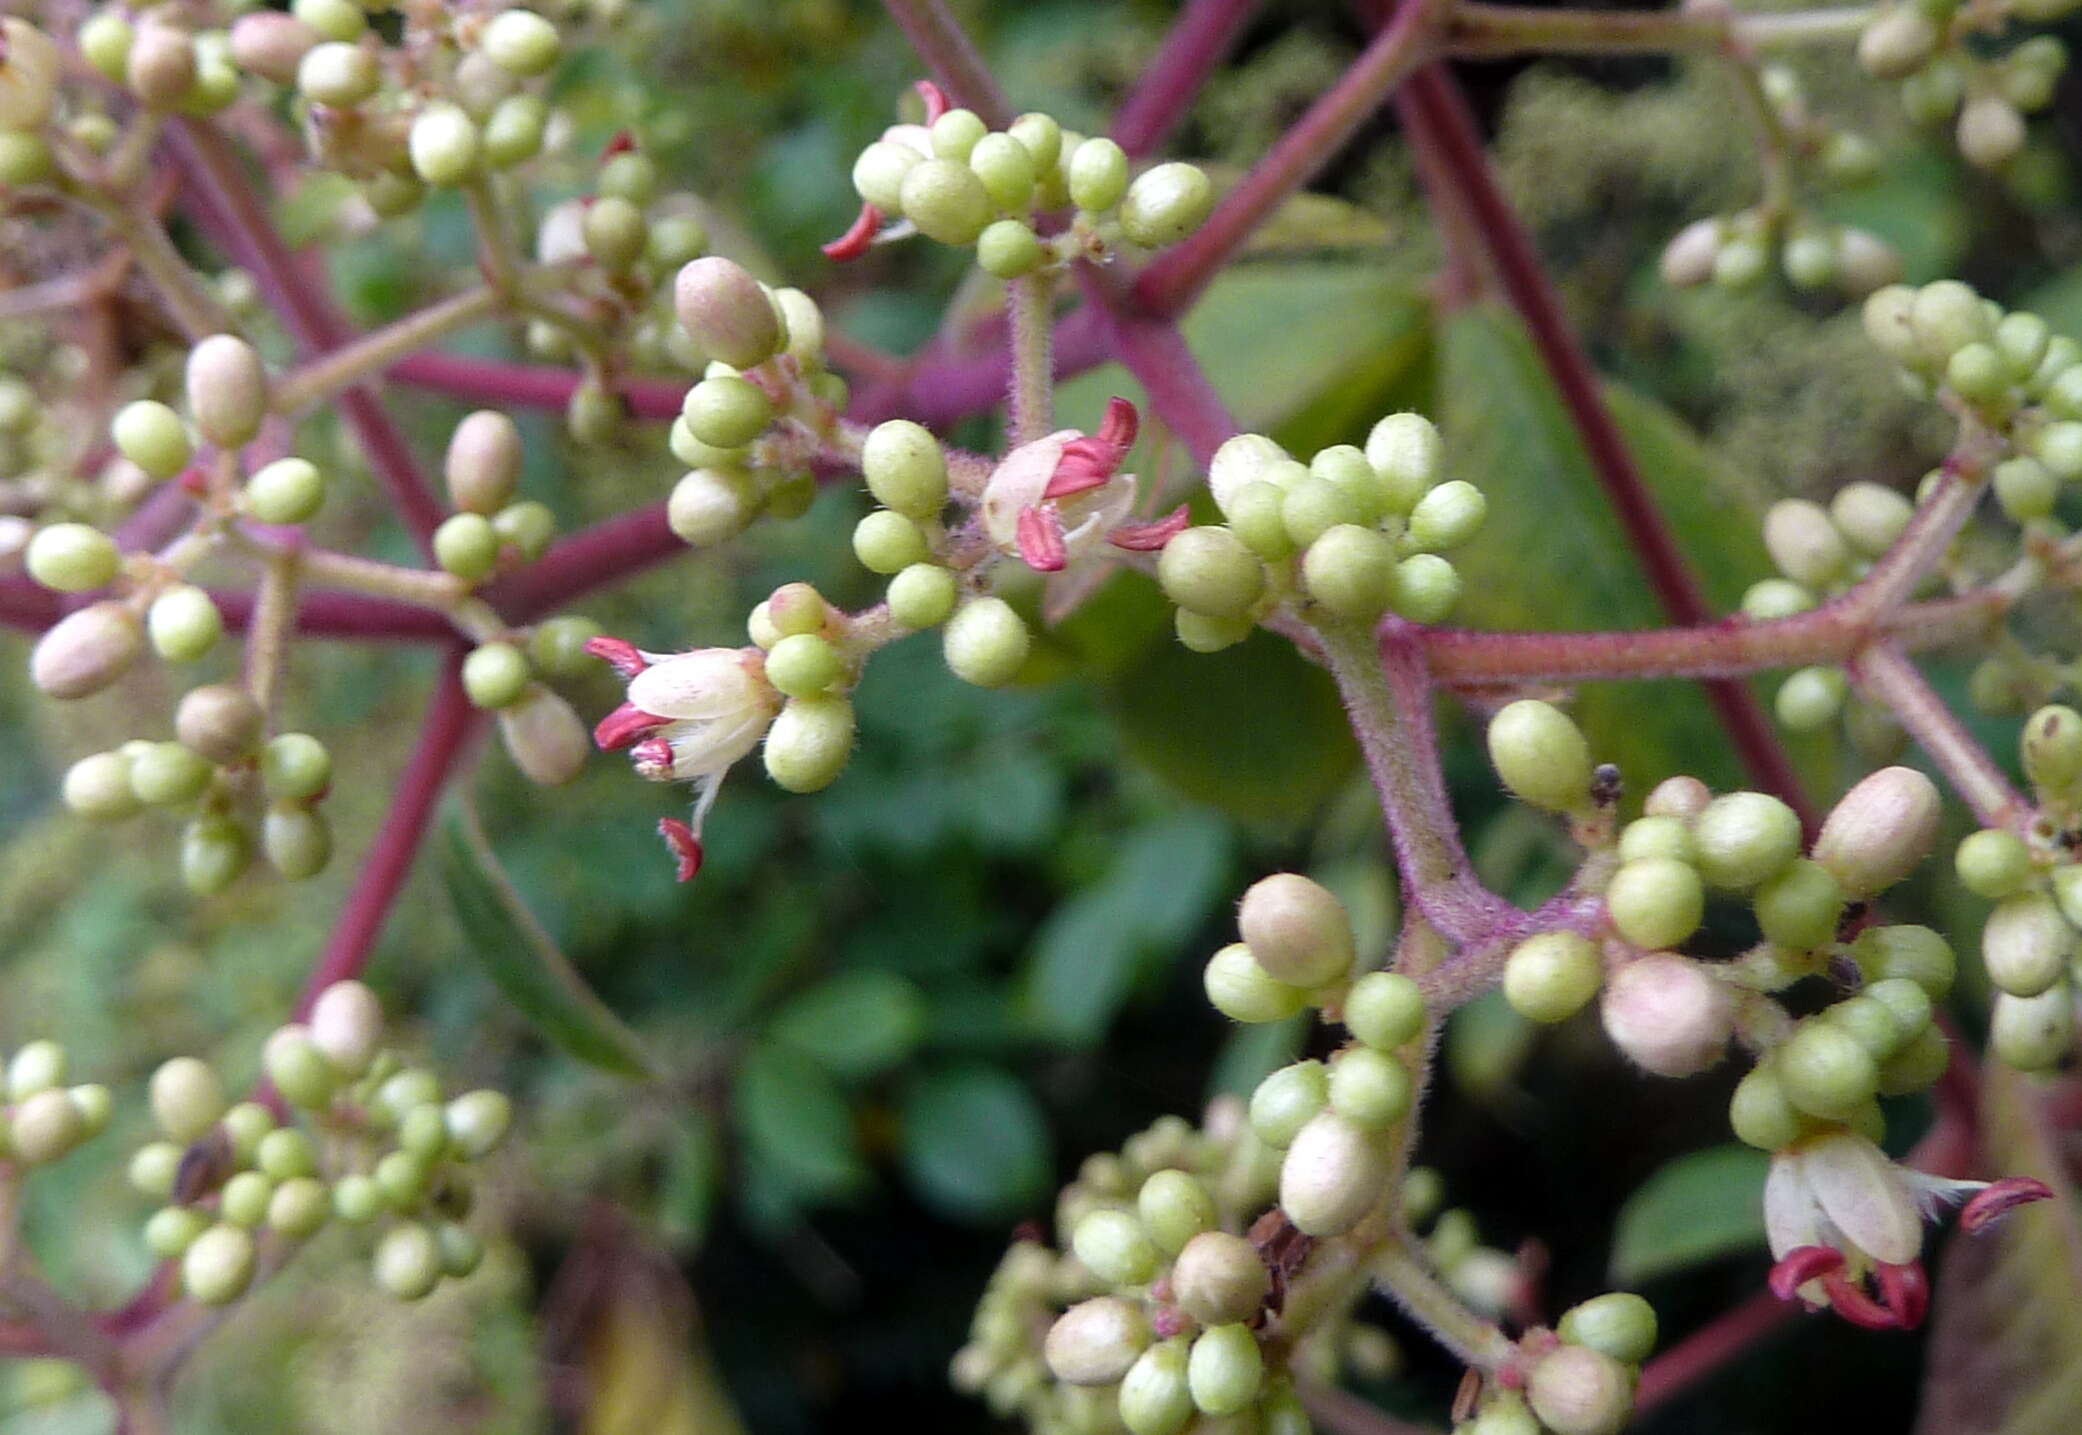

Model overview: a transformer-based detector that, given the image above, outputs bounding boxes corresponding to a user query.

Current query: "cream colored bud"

[1237,873,1354,988]
[1810,765,1940,897]
[229,13,322,87]
[128,19,198,111]
[1044,1297,1149,1385]
[30,602,144,699]
[1279,1110,1391,1236]
[1600,954,1732,1077]
[497,683,589,786]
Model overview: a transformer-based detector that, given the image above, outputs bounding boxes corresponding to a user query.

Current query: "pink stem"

[163,122,448,552]
[1393,66,1813,826]
[1111,0,1263,158]
[880,0,1014,125]
[1076,271,1239,464]
[486,502,685,622]
[1632,1291,1794,1416]
[290,658,480,1016]
[390,352,684,421]
[1850,643,2030,830]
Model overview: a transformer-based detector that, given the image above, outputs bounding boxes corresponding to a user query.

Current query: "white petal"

[1763,1151,1824,1260]
[981,432,1077,549]
[629,649,764,721]
[882,123,934,158]
[1805,1133,1923,1267]
[666,707,771,779]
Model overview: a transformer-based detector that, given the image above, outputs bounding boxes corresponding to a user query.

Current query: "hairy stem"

[271,285,502,414]
[1851,643,2029,829]
[1006,273,1054,446]
[1372,1240,1515,1371]
[243,550,299,720]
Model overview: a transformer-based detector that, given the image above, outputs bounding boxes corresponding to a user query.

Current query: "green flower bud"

[1158,526,1264,621]
[1328,1046,1413,1130]
[1343,971,1425,1050]
[1729,1063,1806,1150]
[298,40,379,106]
[1742,578,1816,620]
[1174,609,1251,653]
[9,1088,81,1165]
[1753,859,1846,951]
[1527,1345,1633,1435]
[146,1205,208,1261]
[482,8,561,77]
[216,1170,271,1229]
[1827,482,1913,558]
[292,0,364,41]
[262,733,332,801]
[1120,162,1213,248]
[1995,456,2055,521]
[1137,1170,1215,1256]
[6,1040,63,1102]
[1487,700,1593,813]
[1118,1338,1194,1435]
[375,1147,431,1207]
[1991,983,2073,1070]
[1280,476,1359,548]
[1072,1208,1160,1286]
[976,219,1045,278]
[0,128,52,185]
[221,1102,273,1164]
[375,1221,442,1300]
[1692,791,1801,890]
[860,420,948,518]
[150,1056,225,1143]
[364,168,429,216]
[80,11,137,83]
[682,376,773,449]
[173,686,260,768]
[1606,857,1704,949]
[1187,1324,1263,1416]
[1762,499,1849,588]
[434,512,500,581]
[969,132,1038,211]
[1601,954,1731,1076]
[462,642,531,710]
[1238,873,1354,988]
[130,1142,183,1200]
[1406,480,1487,552]
[1956,827,2034,899]
[63,751,140,822]
[767,583,830,638]
[398,1103,448,1160]
[498,497,561,560]
[1776,666,1848,732]
[306,978,381,1079]
[1712,235,1769,290]
[525,615,603,680]
[183,336,269,452]
[1046,1297,1149,1384]
[1823,994,1904,1060]
[1983,892,2073,998]
[1250,1060,1330,1148]
[268,1176,331,1238]
[181,815,255,894]
[900,157,992,245]
[666,467,756,549]
[2035,421,2082,481]
[1301,523,1397,623]
[148,585,224,663]
[1849,923,1955,997]
[1279,1110,1390,1236]
[410,103,480,186]
[582,196,648,271]
[852,139,923,212]
[671,257,779,369]
[1878,1023,1951,1094]
[1618,816,1697,865]
[943,596,1030,687]
[264,1026,337,1110]
[1204,943,1309,1024]
[1364,412,1441,505]
[888,563,958,629]
[254,1128,316,1182]
[764,697,854,793]
[497,684,589,786]
[112,400,191,481]
[1911,280,1991,364]
[2024,705,2082,799]
[333,1174,384,1224]
[26,523,118,594]
[853,509,930,574]
[1858,7,1939,79]
[437,1222,483,1278]
[926,108,987,162]
[765,633,843,699]
[1503,931,1604,1023]
[129,742,211,808]
[1778,1021,1881,1120]
[245,457,325,525]
[1067,137,1129,212]
[1558,1292,1658,1364]
[1659,217,1723,287]
[1782,230,1837,291]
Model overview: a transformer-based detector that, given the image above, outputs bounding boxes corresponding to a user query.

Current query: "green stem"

[86,193,233,341]
[245,550,300,721]
[1446,2,1877,58]
[271,285,502,413]
[463,180,524,295]
[1372,1240,1515,1372]
[1006,273,1055,447]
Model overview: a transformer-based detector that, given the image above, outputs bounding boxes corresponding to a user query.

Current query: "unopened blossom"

[979,398,1184,572]
[1764,1129,2051,1329]
[587,637,781,881]
[824,81,945,260]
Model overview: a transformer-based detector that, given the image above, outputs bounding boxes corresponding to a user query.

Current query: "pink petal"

[1016,505,1067,572]
[1043,455,1113,499]
[658,818,703,882]
[1960,1177,2055,1233]
[1109,505,1191,551]
[1769,1246,1843,1302]
[1095,396,1139,454]
[1876,1261,1929,1329]
[583,636,648,679]
[594,702,668,751]
[822,204,885,263]
[1820,1269,1901,1330]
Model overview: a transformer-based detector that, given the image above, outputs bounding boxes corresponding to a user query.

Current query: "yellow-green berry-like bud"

[1281,476,1359,548]
[1849,923,1955,997]
[861,419,948,518]
[297,40,379,106]
[1503,931,1604,1023]
[1238,872,1354,988]
[497,684,590,786]
[1776,666,1847,732]
[256,1128,317,1181]
[1067,137,1130,212]
[943,597,1029,687]
[530,616,604,679]
[185,335,269,450]
[1857,7,1939,79]
[127,19,197,111]
[1204,943,1308,1023]
[1991,984,2074,1070]
[438,1223,484,1279]
[583,196,649,271]
[1809,765,1939,897]
[130,1142,183,1200]
[888,563,958,629]
[1187,1324,1263,1416]
[1390,554,1461,624]
[112,400,191,480]
[1159,526,1264,621]
[1279,1110,1389,1236]
[764,697,854,793]
[1955,827,2034,899]
[38,533,113,643]
[1606,857,1704,950]
[129,742,212,807]
[292,0,364,41]
[1742,578,1816,621]
[150,1056,225,1142]
[969,133,1038,212]
[1618,816,1697,865]
[1250,1059,1330,1148]
[462,642,531,710]
[1301,523,1397,623]
[1120,163,1213,248]
[1527,1345,1633,1435]
[1879,1023,1950,1095]
[1343,971,1425,1050]
[410,103,480,186]
[268,1177,331,1238]
[263,802,330,881]
[1994,457,2055,522]
[1486,700,1593,813]
[245,457,325,525]
[852,139,923,213]
[673,257,781,369]
[852,510,930,575]
[1559,1292,1658,1364]
[262,733,332,801]
[1753,859,1845,951]
[765,633,843,699]
[375,1221,442,1301]
[1072,1208,1160,1287]
[1957,96,2025,170]
[183,1224,257,1305]
[1045,1297,1149,1385]
[1118,1338,1194,1435]
[1008,112,1063,170]
[1828,482,1913,557]
[900,158,993,245]
[9,1088,81,1165]
[26,523,119,593]
[1174,609,1251,653]
[265,1026,337,1109]
[977,219,1044,278]
[63,751,141,822]
[682,376,773,449]
[444,411,523,515]
[1778,1020,1880,1119]
[2024,705,2082,797]
[6,1040,63,1102]
[1406,480,1487,552]
[1729,1063,1805,1150]
[1762,499,1849,588]
[227,19,316,90]
[434,512,500,581]
[1365,412,1442,504]
[1659,218,1723,287]
[148,585,223,663]
[1983,892,2072,998]
[1601,954,1731,1076]
[1328,1046,1413,1130]
[175,684,263,765]
[928,108,987,162]
[219,1171,273,1229]
[668,468,757,549]
[481,7,560,76]
[1692,792,1802,890]
[1137,1170,1215,1256]
[445,1090,512,1160]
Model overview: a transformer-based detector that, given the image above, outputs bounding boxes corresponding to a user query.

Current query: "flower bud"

[861,419,949,518]
[1659,218,1722,287]
[765,633,843,699]
[172,684,262,765]
[1910,280,1991,365]
[297,39,378,106]
[853,510,929,575]
[129,742,212,808]
[1072,1208,1159,1287]
[462,641,531,711]
[1045,1297,1149,1384]
[943,596,1030,687]
[1641,775,1709,822]
[374,1221,442,1301]
[1120,162,1214,248]
[1692,791,1802,890]
[1834,228,1902,296]
[245,456,326,525]
[262,801,330,880]
[1282,476,1359,547]
[1990,983,2073,1070]
[1238,873,1354,988]
[1955,827,2034,899]
[443,411,523,515]
[1600,954,1731,1076]
[26,523,119,594]
[1729,1062,1805,1150]
[2024,705,2082,798]
[1279,1110,1390,1235]
[1827,482,1913,558]
[1157,526,1264,621]
[682,376,773,449]
[263,733,333,800]
[1762,499,1849,587]
[1328,1046,1413,1130]
[125,18,196,111]
[1957,96,2026,170]
[267,1176,330,1238]
[1503,931,1604,1023]
[1486,700,1593,813]
[482,8,560,76]
[63,751,140,822]
[1301,523,1397,623]
[888,563,958,629]
[1249,1059,1330,1148]
[1118,1339,1193,1435]
[182,1224,256,1305]
[1187,1324,1263,1416]
[150,1056,225,1142]
[900,157,992,245]
[1407,480,1487,552]
[1778,1019,1881,1119]
[1849,922,1956,997]
[1204,943,1308,1023]
[1207,434,1289,516]
[410,103,480,185]
[497,684,589,786]
[1394,555,1459,618]
[147,584,224,663]
[1619,815,1697,864]
[1606,857,1704,949]
[1856,7,1939,80]
[664,467,755,548]
[1776,666,1847,731]
[229,13,319,86]
[1526,1345,1633,1435]
[1137,1170,1215,1256]
[1067,137,1130,212]
[1982,892,2073,998]
[1809,765,1937,898]
[186,335,269,450]
[306,980,382,1079]
[852,139,923,212]
[434,511,499,581]
[1343,971,1425,1050]
[9,1088,81,1165]
[31,602,144,699]
[763,696,854,793]
[112,400,192,481]
[1753,858,1846,952]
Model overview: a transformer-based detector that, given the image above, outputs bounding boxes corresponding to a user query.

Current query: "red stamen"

[177,467,209,497]
[658,818,703,882]
[1960,1177,2055,1233]
[1016,505,1067,572]
[1820,1269,1901,1330]
[631,736,674,780]
[914,80,950,123]
[1095,396,1139,454]
[1877,1262,1929,1330]
[1043,452,1114,499]
[1109,504,1192,551]
[594,702,668,751]
[603,130,636,159]
[1768,1246,1845,1302]
[583,636,648,679]
[821,203,884,262]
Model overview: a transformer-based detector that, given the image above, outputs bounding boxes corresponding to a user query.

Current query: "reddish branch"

[1111,0,1263,158]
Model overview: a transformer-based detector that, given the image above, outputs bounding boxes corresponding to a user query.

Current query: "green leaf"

[437,801,657,1079]
[899,1064,1052,1223]
[771,970,929,1080]
[733,1041,869,1206]
[1608,1144,1770,1285]
[1913,1064,2082,1435]
[1442,306,1774,792]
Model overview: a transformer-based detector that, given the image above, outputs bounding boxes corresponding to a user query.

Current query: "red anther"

[603,130,637,159]
[1109,504,1192,551]
[583,635,648,679]
[1819,1269,1901,1330]
[1877,1261,1929,1330]
[177,467,209,497]
[1094,396,1139,454]
[1043,452,1113,499]
[594,702,667,751]
[821,203,884,262]
[1960,1177,2055,1233]
[1016,505,1067,572]
[1768,1245,1845,1302]
[1151,1305,1190,1339]
[631,736,674,780]
[914,79,950,122]
[657,818,703,882]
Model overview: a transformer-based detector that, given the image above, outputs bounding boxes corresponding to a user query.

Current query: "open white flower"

[980,398,1180,573]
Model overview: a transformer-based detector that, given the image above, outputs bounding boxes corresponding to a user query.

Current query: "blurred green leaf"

[899,1064,1052,1223]
[657,1112,723,1251]
[733,1041,869,1206]
[771,970,929,1080]
[1609,1144,1770,1285]
[438,802,658,1080]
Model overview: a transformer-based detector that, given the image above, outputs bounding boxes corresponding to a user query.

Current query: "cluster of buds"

[1156,412,1482,653]
[0,1040,112,1170]
[834,84,1214,273]
[432,409,561,581]
[1856,0,2073,169]
[129,981,512,1307]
